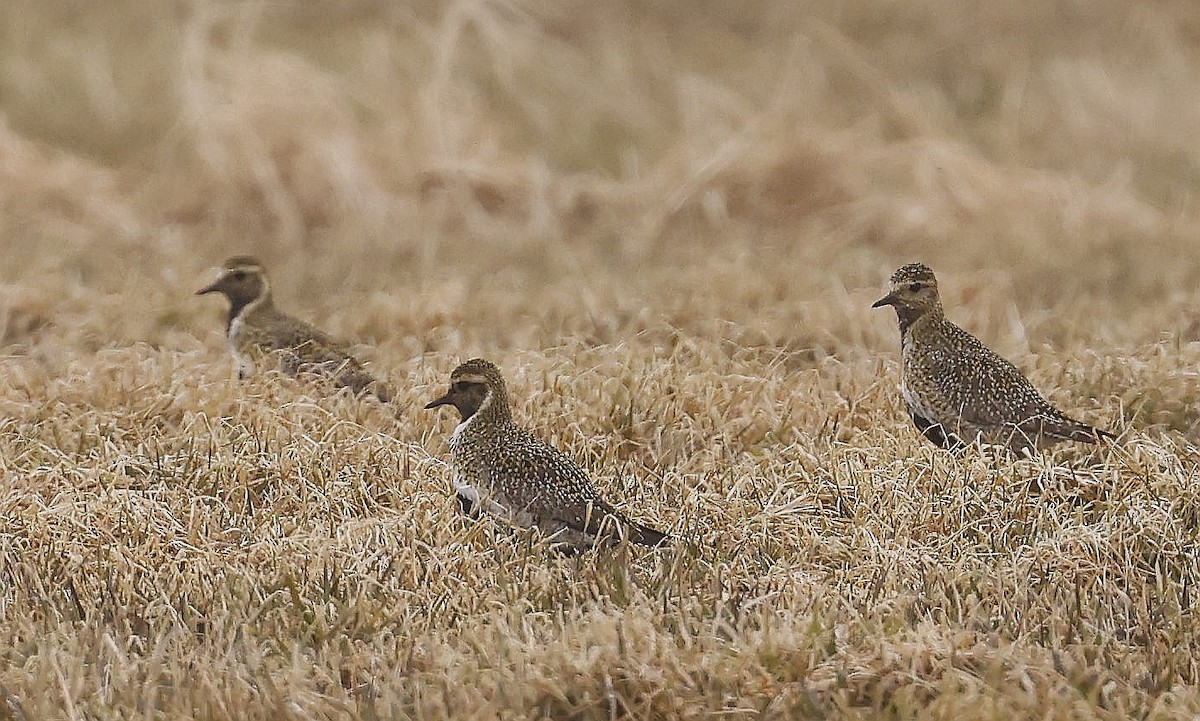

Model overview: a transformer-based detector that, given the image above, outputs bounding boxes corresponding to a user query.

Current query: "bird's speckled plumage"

[873,263,1114,454]
[425,358,668,549]
[196,256,390,401]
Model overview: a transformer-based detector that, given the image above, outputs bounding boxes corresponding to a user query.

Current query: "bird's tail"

[588,501,669,548]
[1044,415,1116,445]
[622,518,669,547]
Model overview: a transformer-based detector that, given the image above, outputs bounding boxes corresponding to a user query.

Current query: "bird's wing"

[484,431,611,527]
[248,312,388,398]
[476,428,666,546]
[266,314,355,362]
[486,430,597,513]
[935,323,1107,440]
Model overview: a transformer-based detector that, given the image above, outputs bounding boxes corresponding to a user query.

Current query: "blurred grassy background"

[0,0,1198,356]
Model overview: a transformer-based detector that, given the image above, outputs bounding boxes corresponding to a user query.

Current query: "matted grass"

[1,1,1199,718]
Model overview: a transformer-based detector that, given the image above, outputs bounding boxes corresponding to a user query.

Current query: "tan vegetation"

[1,0,1199,718]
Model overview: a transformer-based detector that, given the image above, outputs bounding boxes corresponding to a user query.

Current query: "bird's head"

[871,262,943,317]
[425,358,509,422]
[196,256,271,312]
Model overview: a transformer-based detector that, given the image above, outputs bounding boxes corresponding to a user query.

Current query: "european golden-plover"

[872,262,1114,454]
[425,358,668,549]
[196,256,390,401]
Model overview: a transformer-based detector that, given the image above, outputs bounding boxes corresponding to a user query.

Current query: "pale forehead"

[450,358,502,382]
[450,371,491,384]
[890,263,937,284]
[222,255,265,272]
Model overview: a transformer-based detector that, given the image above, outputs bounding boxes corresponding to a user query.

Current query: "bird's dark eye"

[908,282,924,292]
[452,381,468,392]
[231,270,247,281]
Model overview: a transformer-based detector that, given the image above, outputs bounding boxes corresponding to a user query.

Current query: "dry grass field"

[1,0,1200,718]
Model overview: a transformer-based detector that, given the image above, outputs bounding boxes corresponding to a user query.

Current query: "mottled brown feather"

[427,358,667,549]
[198,258,390,401]
[876,263,1113,454]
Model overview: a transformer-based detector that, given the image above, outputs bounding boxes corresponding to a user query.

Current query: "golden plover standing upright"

[196,256,390,401]
[872,262,1114,454]
[425,358,668,549]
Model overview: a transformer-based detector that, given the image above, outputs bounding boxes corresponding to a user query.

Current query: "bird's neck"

[473,391,513,428]
[227,291,274,332]
[897,305,942,338]
[456,390,514,442]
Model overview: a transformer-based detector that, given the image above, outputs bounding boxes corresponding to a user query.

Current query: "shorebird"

[872,262,1113,454]
[196,256,390,401]
[425,358,668,549]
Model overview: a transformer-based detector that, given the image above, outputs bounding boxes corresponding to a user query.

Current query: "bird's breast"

[226,317,256,377]
[450,416,472,445]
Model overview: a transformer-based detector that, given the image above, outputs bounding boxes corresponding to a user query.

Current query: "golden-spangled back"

[425,358,668,549]
[874,263,1113,453]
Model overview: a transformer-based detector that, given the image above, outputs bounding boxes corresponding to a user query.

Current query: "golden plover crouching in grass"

[872,262,1114,454]
[425,358,668,549]
[196,256,390,401]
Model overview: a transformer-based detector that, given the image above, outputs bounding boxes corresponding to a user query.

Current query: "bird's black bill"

[195,281,221,296]
[424,394,452,410]
[871,293,895,308]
